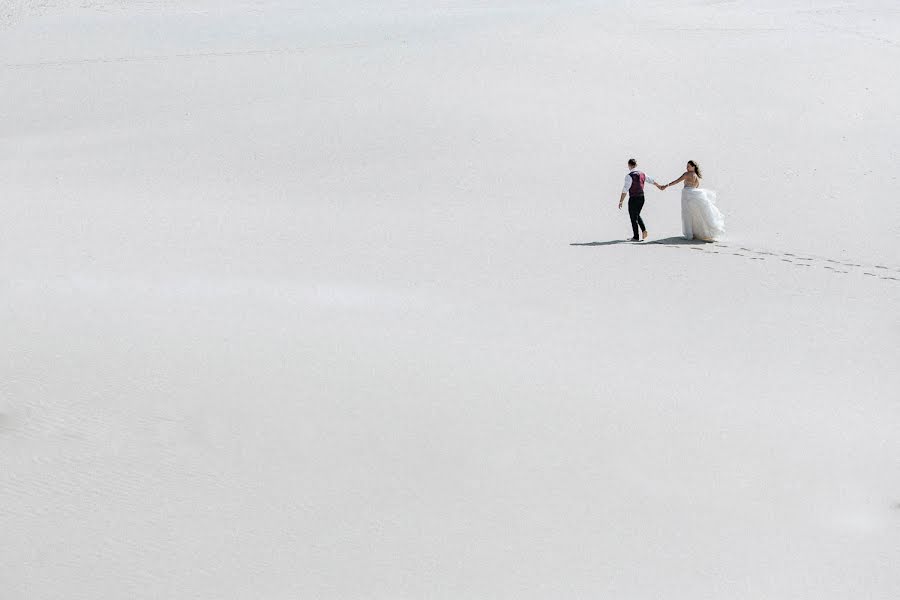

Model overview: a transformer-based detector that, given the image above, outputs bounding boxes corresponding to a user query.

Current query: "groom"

[618,158,661,241]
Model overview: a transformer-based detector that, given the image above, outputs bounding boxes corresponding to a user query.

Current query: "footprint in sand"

[593,239,897,283]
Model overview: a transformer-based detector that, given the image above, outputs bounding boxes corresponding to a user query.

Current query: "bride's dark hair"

[688,160,702,178]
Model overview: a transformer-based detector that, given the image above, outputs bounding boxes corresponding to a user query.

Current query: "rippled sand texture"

[2,1,899,598]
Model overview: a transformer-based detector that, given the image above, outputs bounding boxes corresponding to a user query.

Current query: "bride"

[658,160,725,242]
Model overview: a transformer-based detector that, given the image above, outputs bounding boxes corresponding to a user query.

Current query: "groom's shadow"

[571,236,710,247]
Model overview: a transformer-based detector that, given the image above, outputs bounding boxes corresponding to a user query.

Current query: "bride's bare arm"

[664,172,688,188]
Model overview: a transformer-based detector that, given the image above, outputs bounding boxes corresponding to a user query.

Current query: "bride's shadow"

[571,236,711,247]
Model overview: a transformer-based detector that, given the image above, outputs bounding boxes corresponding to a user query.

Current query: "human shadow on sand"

[571,236,900,282]
[570,240,629,247]
[644,236,712,246]
[571,236,709,247]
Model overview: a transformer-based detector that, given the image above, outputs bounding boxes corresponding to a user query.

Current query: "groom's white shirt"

[622,169,658,193]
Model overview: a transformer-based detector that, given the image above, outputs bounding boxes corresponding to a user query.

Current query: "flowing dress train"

[681,187,725,241]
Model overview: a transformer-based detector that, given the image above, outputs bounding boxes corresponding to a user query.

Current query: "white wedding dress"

[681,186,725,241]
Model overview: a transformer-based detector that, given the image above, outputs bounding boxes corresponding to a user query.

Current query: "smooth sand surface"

[2,1,899,598]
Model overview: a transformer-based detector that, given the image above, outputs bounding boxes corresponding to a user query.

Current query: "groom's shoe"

[642,230,649,240]
[628,237,640,242]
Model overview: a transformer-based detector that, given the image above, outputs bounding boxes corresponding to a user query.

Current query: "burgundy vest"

[628,171,646,197]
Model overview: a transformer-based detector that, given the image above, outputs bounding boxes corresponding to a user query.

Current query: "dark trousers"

[628,194,646,238]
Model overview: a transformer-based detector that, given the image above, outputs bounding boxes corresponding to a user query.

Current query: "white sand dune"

[2,1,899,598]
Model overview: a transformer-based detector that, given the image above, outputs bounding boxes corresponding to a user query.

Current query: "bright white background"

[2,1,899,598]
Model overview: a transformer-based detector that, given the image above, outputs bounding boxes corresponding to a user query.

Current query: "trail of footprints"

[660,242,900,281]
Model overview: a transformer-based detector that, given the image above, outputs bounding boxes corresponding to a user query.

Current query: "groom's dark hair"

[628,158,637,167]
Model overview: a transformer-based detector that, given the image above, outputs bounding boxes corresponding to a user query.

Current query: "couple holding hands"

[618,158,725,242]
